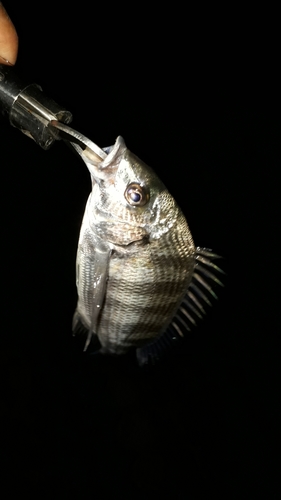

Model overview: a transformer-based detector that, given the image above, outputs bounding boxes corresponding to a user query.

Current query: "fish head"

[80,136,179,246]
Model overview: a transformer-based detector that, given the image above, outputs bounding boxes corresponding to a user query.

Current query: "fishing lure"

[71,135,224,366]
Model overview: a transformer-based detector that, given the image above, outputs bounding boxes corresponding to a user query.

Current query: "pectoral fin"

[74,241,111,351]
[88,245,111,348]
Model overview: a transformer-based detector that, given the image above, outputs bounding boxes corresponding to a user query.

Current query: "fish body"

[73,136,222,364]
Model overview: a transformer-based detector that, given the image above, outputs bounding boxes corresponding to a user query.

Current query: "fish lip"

[99,136,126,167]
[81,136,127,185]
[83,136,126,170]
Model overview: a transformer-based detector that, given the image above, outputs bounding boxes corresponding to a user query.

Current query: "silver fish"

[72,136,223,365]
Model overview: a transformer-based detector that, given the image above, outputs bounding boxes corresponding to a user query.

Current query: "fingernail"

[0,54,12,65]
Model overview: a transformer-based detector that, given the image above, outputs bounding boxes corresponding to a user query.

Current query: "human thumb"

[0,3,18,65]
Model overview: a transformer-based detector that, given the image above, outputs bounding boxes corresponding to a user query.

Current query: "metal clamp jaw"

[0,64,107,161]
[0,64,72,149]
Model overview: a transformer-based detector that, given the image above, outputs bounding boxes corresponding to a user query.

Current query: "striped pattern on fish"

[97,216,194,354]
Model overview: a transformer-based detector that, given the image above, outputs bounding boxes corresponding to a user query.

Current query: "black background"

[1,2,279,498]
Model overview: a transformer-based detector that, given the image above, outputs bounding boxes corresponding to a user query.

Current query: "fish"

[72,136,224,366]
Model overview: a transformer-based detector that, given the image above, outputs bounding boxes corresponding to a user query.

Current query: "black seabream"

[72,136,224,365]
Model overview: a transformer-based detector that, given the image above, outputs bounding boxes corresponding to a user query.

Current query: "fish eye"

[124,183,149,207]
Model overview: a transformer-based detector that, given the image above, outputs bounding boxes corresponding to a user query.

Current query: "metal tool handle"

[0,64,72,149]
